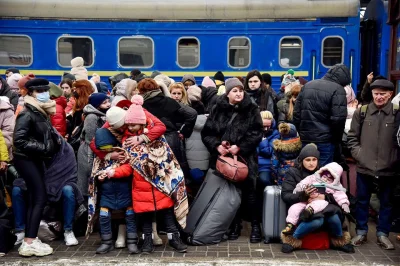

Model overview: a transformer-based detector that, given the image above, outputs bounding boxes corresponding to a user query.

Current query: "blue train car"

[360,0,390,82]
[0,0,360,91]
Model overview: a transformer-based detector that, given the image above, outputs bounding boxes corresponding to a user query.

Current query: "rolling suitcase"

[184,169,241,245]
[262,185,287,243]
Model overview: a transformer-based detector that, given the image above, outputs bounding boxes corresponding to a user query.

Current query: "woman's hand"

[217,145,229,156]
[109,151,125,161]
[228,145,240,155]
[0,162,8,172]
[304,185,317,197]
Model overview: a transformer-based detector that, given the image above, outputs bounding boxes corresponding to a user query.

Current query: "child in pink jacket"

[283,162,350,235]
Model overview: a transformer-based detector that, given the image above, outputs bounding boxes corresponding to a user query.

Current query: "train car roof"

[1,0,359,20]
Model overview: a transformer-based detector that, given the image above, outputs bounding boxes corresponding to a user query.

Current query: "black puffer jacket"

[143,94,196,138]
[201,93,263,181]
[14,104,58,159]
[200,85,218,113]
[0,77,18,111]
[293,64,349,144]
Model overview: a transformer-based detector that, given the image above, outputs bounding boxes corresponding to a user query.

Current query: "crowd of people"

[0,59,399,258]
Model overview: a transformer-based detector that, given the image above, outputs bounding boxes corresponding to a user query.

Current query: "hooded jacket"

[293,64,349,144]
[185,114,210,171]
[201,92,263,181]
[257,121,280,172]
[50,96,67,137]
[293,162,349,207]
[0,98,15,160]
[0,77,18,111]
[77,105,106,195]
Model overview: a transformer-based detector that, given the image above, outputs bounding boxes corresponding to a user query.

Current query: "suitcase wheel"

[264,237,272,244]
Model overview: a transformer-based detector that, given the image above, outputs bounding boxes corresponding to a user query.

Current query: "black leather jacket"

[14,104,58,159]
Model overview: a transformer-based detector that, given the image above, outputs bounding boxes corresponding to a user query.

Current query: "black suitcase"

[183,169,241,245]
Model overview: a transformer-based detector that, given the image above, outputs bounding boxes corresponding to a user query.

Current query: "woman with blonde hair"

[277,83,302,124]
[169,82,190,105]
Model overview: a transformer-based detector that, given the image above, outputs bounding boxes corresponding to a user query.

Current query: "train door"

[316,28,348,80]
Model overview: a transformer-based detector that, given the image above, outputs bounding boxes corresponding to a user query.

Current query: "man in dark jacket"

[347,79,398,250]
[0,77,18,111]
[293,64,349,166]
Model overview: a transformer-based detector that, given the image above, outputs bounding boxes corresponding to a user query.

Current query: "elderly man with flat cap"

[347,79,399,250]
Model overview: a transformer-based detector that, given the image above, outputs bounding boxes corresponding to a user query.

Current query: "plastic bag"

[38,220,62,242]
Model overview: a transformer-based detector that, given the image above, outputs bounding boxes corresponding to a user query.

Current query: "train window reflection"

[177,38,200,68]
[228,37,251,68]
[57,37,93,67]
[119,37,154,68]
[322,36,344,67]
[0,35,32,66]
[280,37,302,68]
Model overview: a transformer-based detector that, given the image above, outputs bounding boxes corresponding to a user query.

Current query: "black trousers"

[14,156,47,238]
[141,208,178,235]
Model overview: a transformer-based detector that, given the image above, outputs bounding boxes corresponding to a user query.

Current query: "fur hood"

[272,137,302,154]
[216,92,257,112]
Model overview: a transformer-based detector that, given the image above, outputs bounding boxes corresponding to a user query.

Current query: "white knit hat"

[106,107,127,129]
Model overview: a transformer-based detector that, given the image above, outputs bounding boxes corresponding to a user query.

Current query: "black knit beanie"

[298,143,320,163]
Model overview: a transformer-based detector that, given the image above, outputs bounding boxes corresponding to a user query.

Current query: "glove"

[228,145,240,155]
[342,204,350,213]
[217,145,229,156]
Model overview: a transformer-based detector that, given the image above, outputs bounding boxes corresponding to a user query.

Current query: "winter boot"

[227,222,242,240]
[250,221,262,243]
[331,232,355,253]
[152,222,163,246]
[282,223,296,235]
[115,224,126,248]
[168,232,187,253]
[127,233,140,254]
[280,233,302,253]
[141,234,154,254]
[96,234,114,254]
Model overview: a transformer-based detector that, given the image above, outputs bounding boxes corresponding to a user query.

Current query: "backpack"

[359,104,399,125]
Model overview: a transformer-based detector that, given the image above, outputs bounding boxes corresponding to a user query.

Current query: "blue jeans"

[12,186,26,232]
[293,214,342,239]
[12,185,76,232]
[62,185,76,231]
[303,142,334,167]
[356,173,393,237]
[258,171,274,187]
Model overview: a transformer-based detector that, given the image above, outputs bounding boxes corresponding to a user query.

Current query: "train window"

[177,38,200,68]
[279,37,302,68]
[118,37,154,68]
[322,36,344,67]
[57,37,94,67]
[228,37,251,68]
[0,35,32,66]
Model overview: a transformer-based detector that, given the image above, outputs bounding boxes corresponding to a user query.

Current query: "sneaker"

[377,236,395,250]
[0,252,4,257]
[64,231,79,246]
[14,231,25,246]
[351,234,367,246]
[18,238,53,257]
[168,232,187,253]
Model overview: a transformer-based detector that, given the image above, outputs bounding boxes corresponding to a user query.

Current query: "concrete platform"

[1,222,399,265]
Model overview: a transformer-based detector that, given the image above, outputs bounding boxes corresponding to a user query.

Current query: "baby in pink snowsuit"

[283,162,350,235]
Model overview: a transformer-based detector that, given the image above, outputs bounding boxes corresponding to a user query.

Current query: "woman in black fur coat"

[201,77,263,243]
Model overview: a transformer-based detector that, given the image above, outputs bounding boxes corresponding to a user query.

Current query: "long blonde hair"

[169,82,189,105]
[287,84,302,121]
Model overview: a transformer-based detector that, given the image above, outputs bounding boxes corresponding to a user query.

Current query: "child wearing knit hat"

[92,127,139,254]
[271,123,302,185]
[123,95,150,144]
